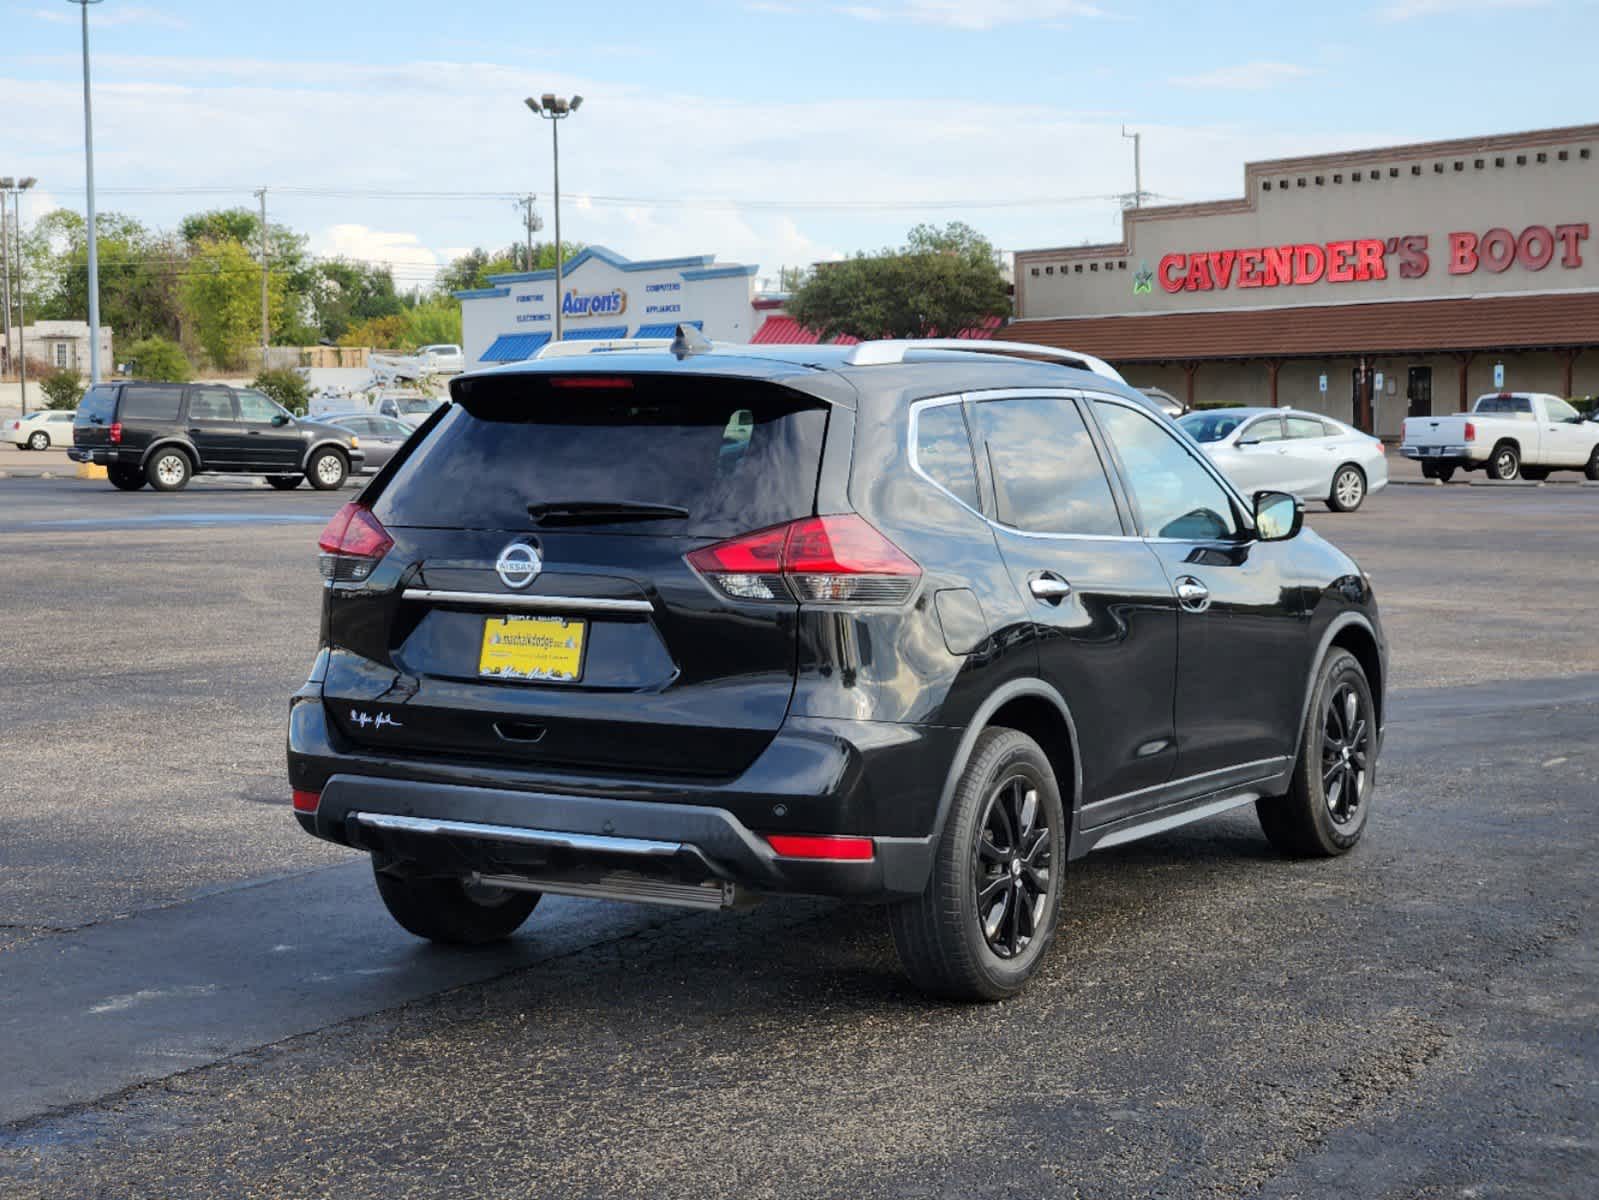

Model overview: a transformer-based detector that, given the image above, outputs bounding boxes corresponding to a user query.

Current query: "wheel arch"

[1294,613,1384,762]
[140,438,200,470]
[300,438,351,471]
[932,679,1083,852]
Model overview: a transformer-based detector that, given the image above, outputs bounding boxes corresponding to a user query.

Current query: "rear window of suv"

[373,374,828,536]
[119,386,185,422]
[77,385,116,424]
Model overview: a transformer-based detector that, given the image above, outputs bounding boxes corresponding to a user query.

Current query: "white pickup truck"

[1400,392,1599,482]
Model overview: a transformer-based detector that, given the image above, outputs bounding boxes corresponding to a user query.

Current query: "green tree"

[339,314,410,349]
[786,222,1010,341]
[181,238,286,368]
[251,367,311,414]
[124,336,193,382]
[27,209,184,343]
[40,368,85,410]
[435,241,585,294]
[312,258,405,341]
[404,299,463,347]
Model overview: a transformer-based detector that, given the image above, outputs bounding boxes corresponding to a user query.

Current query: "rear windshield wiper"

[527,500,691,525]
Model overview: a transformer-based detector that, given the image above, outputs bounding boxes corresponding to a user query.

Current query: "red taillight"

[109,422,123,444]
[292,790,321,814]
[765,834,875,861]
[686,514,921,604]
[317,502,393,583]
[1464,421,1476,442]
[549,376,635,390]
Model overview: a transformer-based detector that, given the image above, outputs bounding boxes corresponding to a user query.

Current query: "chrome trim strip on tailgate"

[348,811,683,858]
[401,588,654,615]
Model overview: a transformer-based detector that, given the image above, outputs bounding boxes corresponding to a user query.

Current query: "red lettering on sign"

[1292,243,1325,285]
[1555,222,1589,268]
[1185,254,1214,291]
[1480,227,1516,273]
[1158,254,1186,292]
[1326,240,1356,283]
[1516,225,1554,270]
[1262,246,1292,287]
[1397,235,1429,279]
[1448,231,1479,275]
[1207,250,1238,289]
[1236,248,1263,288]
[1354,239,1388,281]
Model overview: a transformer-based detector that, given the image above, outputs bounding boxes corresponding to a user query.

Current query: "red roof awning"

[1010,293,1599,363]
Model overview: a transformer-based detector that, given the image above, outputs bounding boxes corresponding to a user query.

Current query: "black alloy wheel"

[974,774,1053,960]
[1320,680,1370,828]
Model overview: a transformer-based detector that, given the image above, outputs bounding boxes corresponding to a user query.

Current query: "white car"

[1178,407,1389,513]
[5,409,79,451]
[377,392,446,429]
[415,344,465,374]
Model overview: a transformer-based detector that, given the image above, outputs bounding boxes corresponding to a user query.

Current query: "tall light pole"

[68,0,106,384]
[524,93,582,341]
[3,178,36,412]
[1121,125,1146,210]
[0,179,12,380]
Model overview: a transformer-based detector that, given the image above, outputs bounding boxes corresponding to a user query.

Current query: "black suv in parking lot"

[71,381,363,491]
[288,337,1386,1000]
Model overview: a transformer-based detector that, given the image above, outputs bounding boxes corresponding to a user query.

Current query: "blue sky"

[4,0,1595,288]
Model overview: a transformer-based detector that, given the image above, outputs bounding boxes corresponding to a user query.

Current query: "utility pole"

[515,194,543,271]
[1121,125,1147,209]
[5,179,35,412]
[0,200,12,379]
[525,94,582,341]
[70,0,105,384]
[255,186,269,369]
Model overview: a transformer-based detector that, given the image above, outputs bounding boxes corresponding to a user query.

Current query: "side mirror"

[1254,490,1303,541]
[271,413,291,426]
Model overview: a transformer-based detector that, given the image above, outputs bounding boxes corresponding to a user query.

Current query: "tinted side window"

[913,403,980,510]
[972,397,1122,536]
[1285,415,1328,439]
[118,386,184,422]
[1094,400,1240,541]
[78,386,117,423]
[187,388,235,421]
[236,390,281,422]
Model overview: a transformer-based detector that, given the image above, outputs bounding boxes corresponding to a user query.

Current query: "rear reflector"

[317,502,393,583]
[292,790,321,814]
[687,514,920,605]
[765,834,875,861]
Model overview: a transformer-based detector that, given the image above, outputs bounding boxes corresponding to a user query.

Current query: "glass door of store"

[1407,367,1433,419]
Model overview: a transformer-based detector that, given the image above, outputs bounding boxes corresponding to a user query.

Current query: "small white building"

[456,246,761,365]
[2,320,113,375]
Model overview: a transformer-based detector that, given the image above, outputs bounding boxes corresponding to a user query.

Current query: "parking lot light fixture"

[4,177,37,412]
[524,93,583,341]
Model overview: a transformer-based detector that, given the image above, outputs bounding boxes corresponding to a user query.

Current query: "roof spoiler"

[843,338,1125,384]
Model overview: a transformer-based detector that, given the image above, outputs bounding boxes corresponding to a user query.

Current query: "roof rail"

[533,337,675,359]
[842,338,1125,384]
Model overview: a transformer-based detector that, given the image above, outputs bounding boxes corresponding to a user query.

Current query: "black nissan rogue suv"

[288,337,1386,1000]
[71,380,363,491]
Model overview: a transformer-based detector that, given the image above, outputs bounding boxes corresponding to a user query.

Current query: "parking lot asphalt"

[1,474,1596,1198]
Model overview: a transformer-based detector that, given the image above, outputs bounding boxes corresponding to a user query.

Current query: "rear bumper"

[287,695,953,900]
[1399,444,1471,460]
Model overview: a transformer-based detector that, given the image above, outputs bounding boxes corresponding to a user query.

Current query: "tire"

[1489,442,1520,481]
[1585,447,1599,482]
[1519,467,1549,482]
[1257,649,1376,858]
[1327,464,1366,512]
[373,862,540,945]
[889,727,1066,1001]
[108,464,146,491]
[27,431,49,451]
[1435,465,1456,483]
[266,474,303,490]
[306,448,348,491]
[146,448,193,492]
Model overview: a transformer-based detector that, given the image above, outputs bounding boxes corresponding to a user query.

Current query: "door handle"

[188,428,202,434]
[1029,575,1072,603]
[1175,576,1211,613]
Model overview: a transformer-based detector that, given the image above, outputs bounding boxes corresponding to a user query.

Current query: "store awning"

[480,332,551,362]
[631,320,703,339]
[560,326,630,341]
[1009,294,1599,364]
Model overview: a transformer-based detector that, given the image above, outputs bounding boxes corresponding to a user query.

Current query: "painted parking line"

[2,512,331,531]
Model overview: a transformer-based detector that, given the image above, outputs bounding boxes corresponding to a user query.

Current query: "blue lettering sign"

[561,287,629,318]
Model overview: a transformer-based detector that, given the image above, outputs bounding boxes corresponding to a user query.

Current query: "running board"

[1090,790,1262,850]
[471,871,737,912]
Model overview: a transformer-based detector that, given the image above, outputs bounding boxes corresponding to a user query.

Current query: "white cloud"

[835,0,1104,30]
[1376,0,1547,20]
[28,5,187,30]
[311,224,445,279]
[1170,61,1314,90]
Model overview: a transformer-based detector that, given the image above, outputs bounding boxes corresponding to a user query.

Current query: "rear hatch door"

[325,371,830,778]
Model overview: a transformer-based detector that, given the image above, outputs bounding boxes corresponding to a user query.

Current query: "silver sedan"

[1177,408,1389,512]
[318,413,417,473]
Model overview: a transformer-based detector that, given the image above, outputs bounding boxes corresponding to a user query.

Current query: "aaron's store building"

[1012,123,1599,438]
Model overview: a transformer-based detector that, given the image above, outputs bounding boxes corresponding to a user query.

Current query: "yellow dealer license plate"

[478,615,587,683]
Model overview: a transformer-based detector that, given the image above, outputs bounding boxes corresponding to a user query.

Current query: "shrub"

[40,367,85,410]
[251,367,311,415]
[125,337,193,382]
